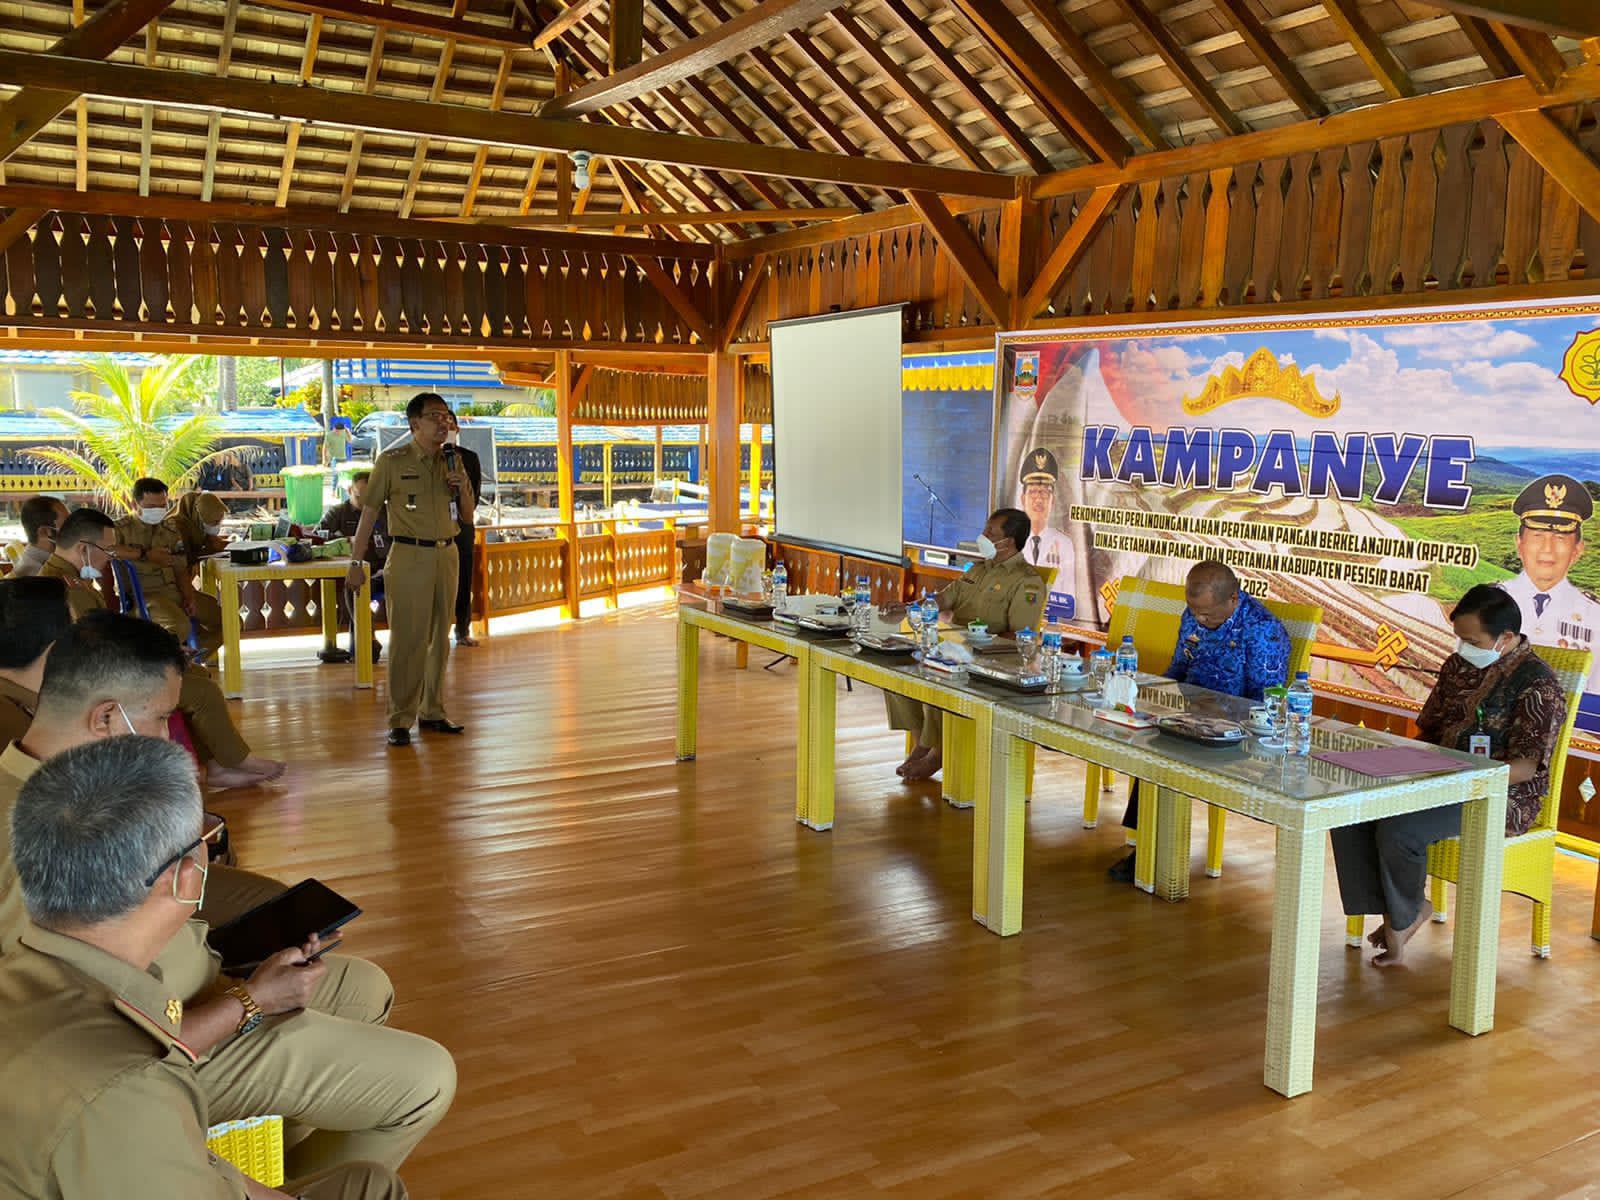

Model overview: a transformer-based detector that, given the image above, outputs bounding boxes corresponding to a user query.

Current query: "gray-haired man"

[0,737,405,1199]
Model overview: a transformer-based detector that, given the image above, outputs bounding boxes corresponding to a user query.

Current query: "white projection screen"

[770,305,904,563]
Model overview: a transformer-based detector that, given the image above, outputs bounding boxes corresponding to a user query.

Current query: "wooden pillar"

[554,349,580,617]
[654,423,664,482]
[602,441,613,509]
[707,352,739,533]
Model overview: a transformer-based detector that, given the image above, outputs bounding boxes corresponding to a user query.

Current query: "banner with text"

[992,303,1600,730]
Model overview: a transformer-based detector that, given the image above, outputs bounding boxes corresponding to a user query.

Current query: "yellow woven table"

[206,1115,284,1188]
[987,681,1508,1097]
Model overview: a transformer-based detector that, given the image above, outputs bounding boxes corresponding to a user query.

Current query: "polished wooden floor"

[216,603,1600,1200]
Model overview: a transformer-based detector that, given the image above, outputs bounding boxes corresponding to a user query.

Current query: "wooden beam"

[570,364,595,409]
[339,26,388,213]
[0,183,718,259]
[827,9,994,171]
[469,208,856,227]
[519,150,549,214]
[0,50,1018,198]
[533,0,606,50]
[543,0,852,117]
[1491,21,1568,92]
[633,254,714,342]
[1498,109,1600,225]
[949,0,1129,165]
[878,0,1051,172]
[554,350,575,536]
[0,207,44,257]
[460,49,515,217]
[71,0,88,193]
[706,353,740,532]
[907,191,1010,326]
[720,253,769,348]
[726,192,997,256]
[400,0,470,220]
[1116,0,1245,135]
[275,13,325,208]
[782,27,920,162]
[1018,0,1166,149]
[1421,1,1600,40]
[1320,0,1415,99]
[200,0,240,204]
[138,21,159,197]
[1019,183,1123,320]
[0,0,177,164]
[252,0,532,49]
[609,0,643,73]
[1209,0,1327,119]
[1032,64,1600,198]
[1455,15,1519,74]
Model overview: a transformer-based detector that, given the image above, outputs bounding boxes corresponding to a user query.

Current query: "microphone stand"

[912,473,959,546]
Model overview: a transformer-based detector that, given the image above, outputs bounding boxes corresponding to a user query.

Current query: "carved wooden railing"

[0,214,718,350]
[481,518,678,626]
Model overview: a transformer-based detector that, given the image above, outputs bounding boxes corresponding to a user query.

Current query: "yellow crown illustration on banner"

[1181,347,1342,417]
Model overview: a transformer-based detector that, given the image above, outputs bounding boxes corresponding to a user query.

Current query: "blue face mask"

[1456,638,1504,669]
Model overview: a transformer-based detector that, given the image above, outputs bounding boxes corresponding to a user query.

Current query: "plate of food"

[1155,715,1247,746]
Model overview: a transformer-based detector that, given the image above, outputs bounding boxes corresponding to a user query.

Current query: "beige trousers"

[885,693,943,749]
[382,542,458,728]
[290,1162,408,1200]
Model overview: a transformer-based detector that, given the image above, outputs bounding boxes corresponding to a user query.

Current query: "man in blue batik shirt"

[1109,560,1291,883]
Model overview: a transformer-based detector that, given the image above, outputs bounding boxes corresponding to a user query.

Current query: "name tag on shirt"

[1468,734,1491,758]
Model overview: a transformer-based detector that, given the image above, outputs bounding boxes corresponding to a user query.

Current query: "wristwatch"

[224,983,265,1036]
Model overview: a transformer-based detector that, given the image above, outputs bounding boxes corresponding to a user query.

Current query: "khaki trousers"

[885,693,943,749]
[147,591,225,659]
[181,663,250,768]
[383,542,458,729]
[199,954,457,1178]
[291,1162,407,1200]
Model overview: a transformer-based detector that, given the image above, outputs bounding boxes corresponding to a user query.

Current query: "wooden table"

[986,680,1508,1097]
[202,557,372,699]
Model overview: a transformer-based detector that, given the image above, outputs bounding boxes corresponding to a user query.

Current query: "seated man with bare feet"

[881,508,1045,782]
[1333,585,1565,967]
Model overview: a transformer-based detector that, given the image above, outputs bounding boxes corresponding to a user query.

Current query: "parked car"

[348,411,408,458]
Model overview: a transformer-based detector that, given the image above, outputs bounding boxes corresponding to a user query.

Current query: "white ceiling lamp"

[571,150,592,192]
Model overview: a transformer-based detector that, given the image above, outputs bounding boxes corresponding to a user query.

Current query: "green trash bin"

[281,465,328,527]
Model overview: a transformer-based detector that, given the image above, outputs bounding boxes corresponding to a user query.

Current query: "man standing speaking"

[346,393,474,747]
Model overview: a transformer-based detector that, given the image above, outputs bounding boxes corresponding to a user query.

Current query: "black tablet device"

[206,879,362,972]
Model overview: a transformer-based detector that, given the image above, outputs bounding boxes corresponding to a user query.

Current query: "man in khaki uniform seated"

[43,508,285,790]
[0,736,406,1199]
[0,611,457,1180]
[114,476,225,659]
[885,507,1047,781]
[8,495,68,578]
[0,576,71,748]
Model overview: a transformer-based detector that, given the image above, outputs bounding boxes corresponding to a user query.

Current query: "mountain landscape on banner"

[1000,311,1600,715]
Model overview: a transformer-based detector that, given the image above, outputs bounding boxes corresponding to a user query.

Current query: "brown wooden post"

[554,348,580,618]
[707,351,739,532]
[747,421,762,519]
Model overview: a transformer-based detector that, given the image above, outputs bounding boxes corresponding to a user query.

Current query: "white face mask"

[138,505,168,525]
[79,562,102,581]
[1456,638,1504,669]
[975,534,998,560]
[203,522,224,536]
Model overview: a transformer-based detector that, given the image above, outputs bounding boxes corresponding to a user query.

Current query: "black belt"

[391,536,454,548]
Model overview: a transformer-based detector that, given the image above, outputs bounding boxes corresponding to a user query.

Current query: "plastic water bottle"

[920,593,940,654]
[1041,628,1063,691]
[1115,634,1139,678]
[771,561,787,611]
[1287,670,1314,756]
[852,575,871,634]
[1091,646,1114,690]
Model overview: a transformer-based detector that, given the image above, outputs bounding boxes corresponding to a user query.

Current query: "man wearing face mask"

[167,490,232,568]
[882,508,1046,782]
[114,477,225,660]
[0,613,456,1180]
[43,509,287,790]
[0,737,409,1199]
[1333,585,1566,968]
[8,494,68,578]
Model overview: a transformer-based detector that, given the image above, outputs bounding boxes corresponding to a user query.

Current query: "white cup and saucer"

[966,620,994,645]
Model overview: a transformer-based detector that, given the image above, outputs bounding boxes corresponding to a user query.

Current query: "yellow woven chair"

[1345,644,1590,958]
[207,1115,285,1188]
[1198,595,1321,876]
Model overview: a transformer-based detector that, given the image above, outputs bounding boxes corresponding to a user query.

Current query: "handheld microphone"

[443,444,458,472]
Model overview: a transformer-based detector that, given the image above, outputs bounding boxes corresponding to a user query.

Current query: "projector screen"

[771,305,904,563]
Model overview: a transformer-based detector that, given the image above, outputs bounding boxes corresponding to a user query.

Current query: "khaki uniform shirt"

[940,553,1048,636]
[114,515,187,604]
[366,442,463,543]
[0,745,220,1005]
[39,555,110,620]
[0,922,247,1199]
[0,676,35,750]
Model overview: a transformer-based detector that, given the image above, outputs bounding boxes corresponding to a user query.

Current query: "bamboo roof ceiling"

[0,0,1594,247]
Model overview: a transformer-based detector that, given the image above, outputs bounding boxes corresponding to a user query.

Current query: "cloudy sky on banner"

[1088,315,1599,449]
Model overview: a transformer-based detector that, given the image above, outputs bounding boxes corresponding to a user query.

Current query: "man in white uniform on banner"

[1498,472,1600,694]
[1018,447,1076,617]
